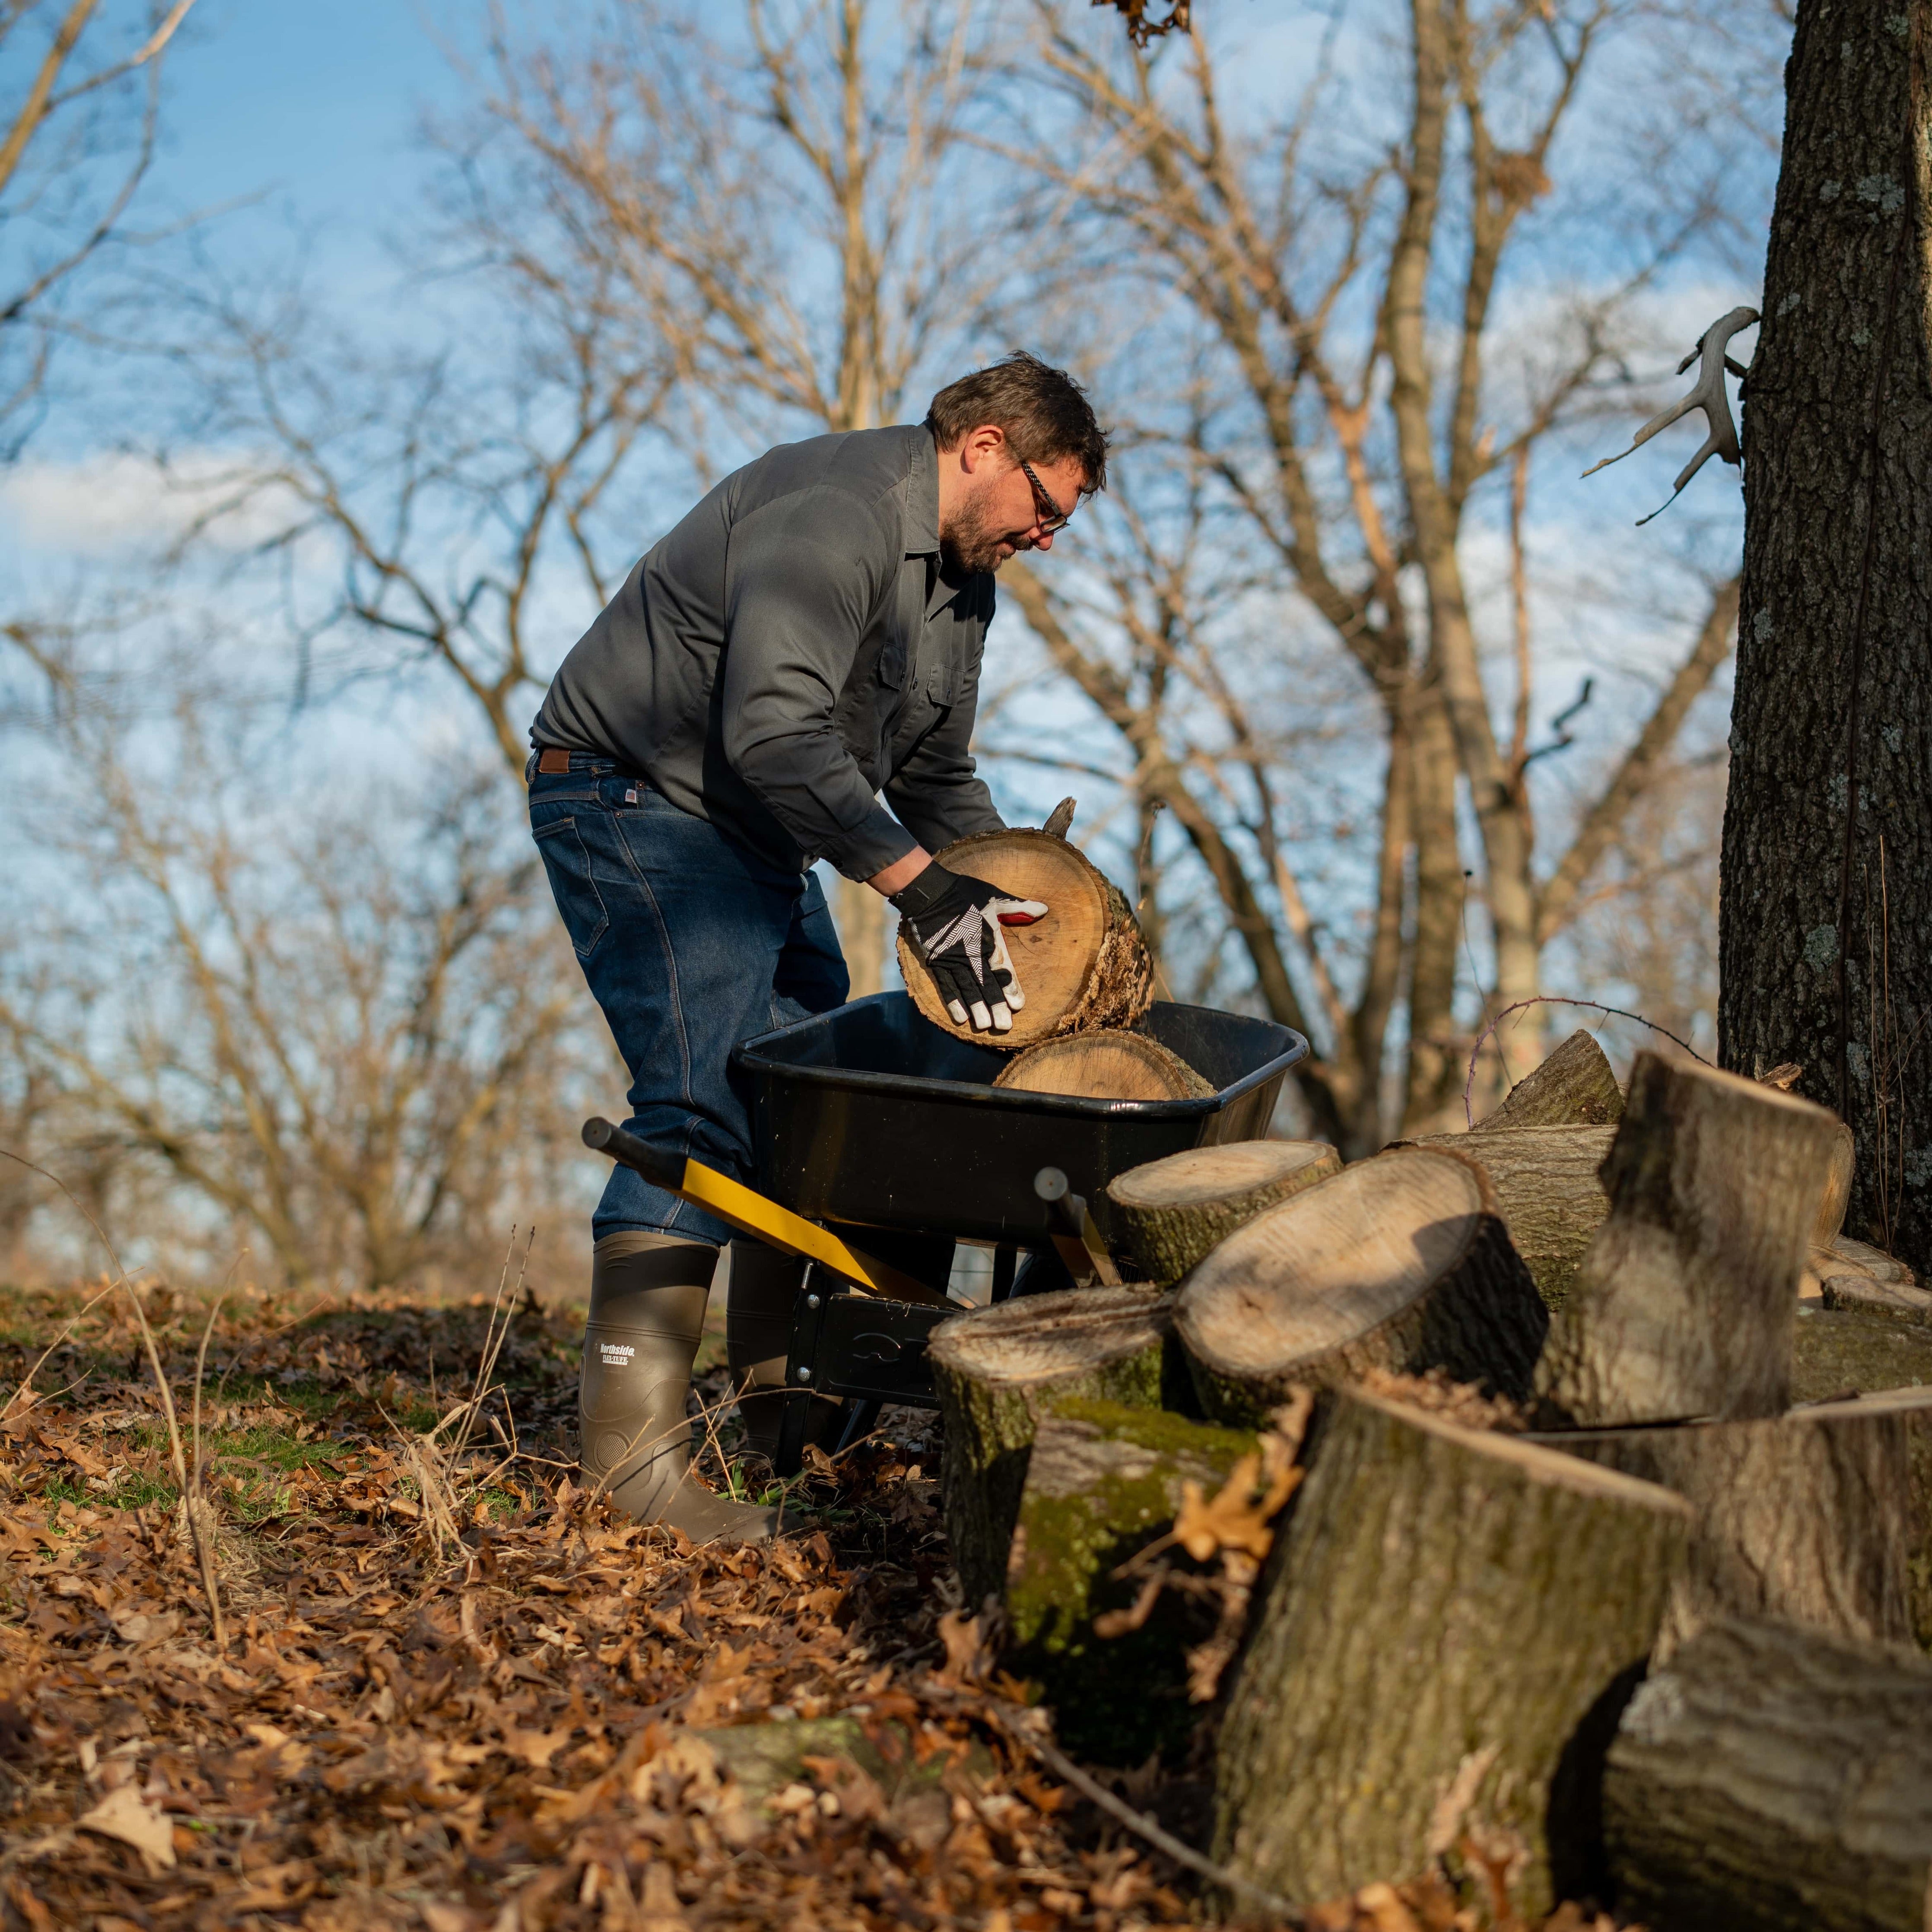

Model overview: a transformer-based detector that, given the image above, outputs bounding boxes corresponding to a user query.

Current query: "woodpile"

[924,1024,1932,1920]
[898,828,1153,1049]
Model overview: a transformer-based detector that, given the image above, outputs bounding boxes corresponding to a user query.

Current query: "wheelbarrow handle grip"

[582,1116,682,1193]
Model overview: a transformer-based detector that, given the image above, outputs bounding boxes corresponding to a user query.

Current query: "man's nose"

[1033,530,1055,553]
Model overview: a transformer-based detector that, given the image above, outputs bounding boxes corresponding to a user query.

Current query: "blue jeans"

[529,753,850,1245]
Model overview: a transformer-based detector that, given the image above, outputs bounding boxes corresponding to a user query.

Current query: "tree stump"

[1411,1124,1615,1311]
[928,1286,1182,1609]
[992,1029,1212,1102]
[897,830,1153,1049]
[1542,1392,1927,1660]
[1214,1388,1690,1915]
[1791,1305,1932,1402]
[1002,1398,1258,1765]
[1605,1617,1932,1932]
[1107,1140,1341,1287]
[1535,1052,1843,1425]
[1481,1028,1624,1129]
[1175,1147,1547,1425]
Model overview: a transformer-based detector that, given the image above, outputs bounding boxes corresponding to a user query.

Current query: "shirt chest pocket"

[925,655,972,708]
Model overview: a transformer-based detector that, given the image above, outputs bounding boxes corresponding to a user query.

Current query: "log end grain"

[993,1029,1213,1102]
[1108,1138,1342,1284]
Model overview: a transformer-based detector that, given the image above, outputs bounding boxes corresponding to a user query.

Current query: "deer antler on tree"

[1583,306,1760,522]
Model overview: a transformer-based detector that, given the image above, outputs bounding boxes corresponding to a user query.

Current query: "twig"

[989,1703,1305,1926]
[1463,996,1709,1127]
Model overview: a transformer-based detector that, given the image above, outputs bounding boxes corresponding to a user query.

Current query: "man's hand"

[892,860,1049,1033]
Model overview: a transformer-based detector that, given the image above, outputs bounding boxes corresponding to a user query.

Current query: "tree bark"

[1604,1617,1932,1932]
[1480,1029,1623,1130]
[1107,1140,1342,1286]
[1214,1389,1690,1916]
[1536,1052,1842,1424]
[1719,0,1932,1276]
[1001,1398,1257,1766]
[1542,1397,1925,1662]
[1791,1304,1932,1402]
[1411,1124,1615,1311]
[992,1030,1211,1103]
[897,829,1153,1049]
[1175,1147,1547,1424]
[928,1286,1181,1609]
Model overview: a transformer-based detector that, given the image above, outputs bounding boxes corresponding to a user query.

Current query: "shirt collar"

[905,426,941,559]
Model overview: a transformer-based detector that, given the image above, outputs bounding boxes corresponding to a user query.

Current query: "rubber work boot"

[579,1232,778,1543]
[725,1239,845,1459]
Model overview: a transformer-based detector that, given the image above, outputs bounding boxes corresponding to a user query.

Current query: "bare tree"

[1,0,200,451]
[997,0,1757,1147]
[0,702,601,1292]
[175,0,1030,991]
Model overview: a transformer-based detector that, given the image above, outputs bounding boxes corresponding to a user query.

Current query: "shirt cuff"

[816,805,920,883]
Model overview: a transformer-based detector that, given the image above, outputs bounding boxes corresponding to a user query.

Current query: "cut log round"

[1412,1124,1615,1312]
[992,1029,1212,1103]
[1821,1274,1932,1323]
[1535,1052,1843,1426]
[1002,1398,1258,1765]
[1481,1028,1624,1129]
[1604,1617,1932,1932]
[1174,1147,1547,1425]
[1214,1388,1690,1916]
[896,830,1153,1050]
[1107,1139,1342,1286]
[1814,1119,1856,1241]
[928,1286,1181,1610]
[1541,1392,1928,1661]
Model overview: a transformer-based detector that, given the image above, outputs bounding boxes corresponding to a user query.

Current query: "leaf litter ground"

[0,1279,1627,1932]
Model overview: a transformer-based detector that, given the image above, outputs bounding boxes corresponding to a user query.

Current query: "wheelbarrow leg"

[834,1398,882,1455]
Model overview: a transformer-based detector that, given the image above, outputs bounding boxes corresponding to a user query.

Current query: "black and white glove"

[892,861,1049,1033]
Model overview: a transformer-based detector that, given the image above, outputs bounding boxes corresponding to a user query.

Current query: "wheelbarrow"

[587,991,1307,1473]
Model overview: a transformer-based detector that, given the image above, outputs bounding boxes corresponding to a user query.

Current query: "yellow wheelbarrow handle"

[582,1118,951,1308]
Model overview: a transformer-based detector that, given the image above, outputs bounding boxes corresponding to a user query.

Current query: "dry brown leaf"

[76,1783,176,1875]
[1172,1443,1302,1562]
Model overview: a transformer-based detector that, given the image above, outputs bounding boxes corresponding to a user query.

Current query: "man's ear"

[955,424,1007,474]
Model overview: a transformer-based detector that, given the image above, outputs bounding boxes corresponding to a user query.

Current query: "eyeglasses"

[1018,458,1075,535]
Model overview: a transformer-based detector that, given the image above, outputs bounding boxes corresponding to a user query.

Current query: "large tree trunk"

[1214,1389,1690,1916]
[1535,1052,1842,1424]
[1604,1617,1932,1932]
[1719,0,1932,1275]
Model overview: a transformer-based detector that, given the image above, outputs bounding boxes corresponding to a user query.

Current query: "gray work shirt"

[530,424,1005,880]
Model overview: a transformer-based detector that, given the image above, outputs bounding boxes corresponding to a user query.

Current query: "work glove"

[892,860,1049,1033]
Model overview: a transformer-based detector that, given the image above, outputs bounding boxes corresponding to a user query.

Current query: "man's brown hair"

[925,351,1109,495]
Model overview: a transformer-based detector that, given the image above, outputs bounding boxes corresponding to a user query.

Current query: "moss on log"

[1790,1306,1932,1402]
[1003,1398,1258,1765]
[928,1286,1183,1609]
[1605,1617,1932,1931]
[1214,1389,1689,1915]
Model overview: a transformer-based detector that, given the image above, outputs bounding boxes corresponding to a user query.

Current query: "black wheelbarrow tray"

[731,991,1309,1265]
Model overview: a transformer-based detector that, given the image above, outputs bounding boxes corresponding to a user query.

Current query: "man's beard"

[939,489,1016,576]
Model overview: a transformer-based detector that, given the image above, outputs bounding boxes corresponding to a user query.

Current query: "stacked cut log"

[1603,1617,1932,1931]
[1174,1145,1547,1423]
[928,1286,1184,1610]
[1000,1399,1262,1764]
[1107,1139,1341,1285]
[994,1029,1211,1101]
[898,828,1153,1049]
[1213,1389,1690,1916]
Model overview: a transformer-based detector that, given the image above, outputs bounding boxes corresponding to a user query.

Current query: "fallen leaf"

[1172,1443,1302,1563]
[77,1783,177,1875]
